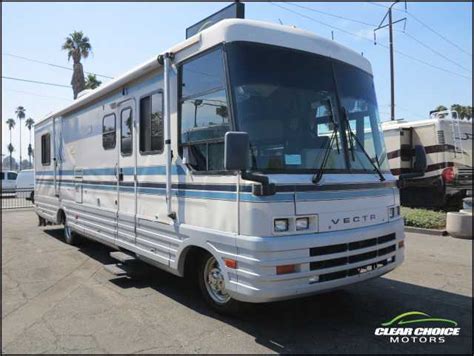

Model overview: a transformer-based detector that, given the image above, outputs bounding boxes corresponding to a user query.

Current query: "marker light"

[276,264,296,275]
[274,219,289,232]
[296,217,309,231]
[223,258,237,269]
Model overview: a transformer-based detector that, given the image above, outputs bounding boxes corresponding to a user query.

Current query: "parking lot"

[2,209,472,354]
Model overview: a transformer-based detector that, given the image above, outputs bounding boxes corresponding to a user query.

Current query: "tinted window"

[41,133,51,166]
[121,108,133,156]
[181,49,225,98]
[102,114,116,150]
[140,93,164,154]
[227,42,344,172]
[0,172,4,180]
[8,172,17,180]
[179,48,229,172]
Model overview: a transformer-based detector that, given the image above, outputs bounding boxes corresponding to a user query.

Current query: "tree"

[434,105,447,112]
[62,31,92,99]
[5,118,15,169]
[25,117,35,165]
[7,144,15,170]
[2,155,17,171]
[15,106,26,170]
[85,74,102,90]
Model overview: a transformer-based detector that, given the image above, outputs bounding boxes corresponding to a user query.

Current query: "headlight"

[389,205,400,219]
[274,218,289,232]
[389,207,395,219]
[296,217,309,231]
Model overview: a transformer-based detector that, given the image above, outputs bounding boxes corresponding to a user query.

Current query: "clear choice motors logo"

[375,311,460,344]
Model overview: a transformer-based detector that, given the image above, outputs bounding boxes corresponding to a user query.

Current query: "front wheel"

[197,253,241,314]
[64,217,80,245]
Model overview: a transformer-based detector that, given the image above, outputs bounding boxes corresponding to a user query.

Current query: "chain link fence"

[1,188,34,209]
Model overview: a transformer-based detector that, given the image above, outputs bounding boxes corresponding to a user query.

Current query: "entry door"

[117,99,137,246]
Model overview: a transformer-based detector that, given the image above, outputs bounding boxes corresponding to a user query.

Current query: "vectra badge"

[331,214,377,225]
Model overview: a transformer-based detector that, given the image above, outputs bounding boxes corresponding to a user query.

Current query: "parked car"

[1,171,18,192]
[16,169,35,201]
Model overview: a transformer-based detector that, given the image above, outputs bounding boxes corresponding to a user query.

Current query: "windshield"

[226,41,389,173]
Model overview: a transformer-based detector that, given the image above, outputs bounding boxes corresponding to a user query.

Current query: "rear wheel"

[197,252,241,314]
[64,217,80,245]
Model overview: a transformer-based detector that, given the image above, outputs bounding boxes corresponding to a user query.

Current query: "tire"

[197,252,242,315]
[64,217,80,245]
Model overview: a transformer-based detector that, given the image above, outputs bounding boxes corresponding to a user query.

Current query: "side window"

[0,172,4,180]
[179,48,230,171]
[140,93,164,154]
[121,108,133,156]
[41,133,51,166]
[102,114,116,150]
[8,172,17,180]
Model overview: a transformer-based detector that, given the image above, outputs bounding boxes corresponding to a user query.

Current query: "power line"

[367,2,472,57]
[3,53,114,79]
[2,76,70,88]
[286,2,471,74]
[284,2,378,27]
[269,2,471,81]
[401,31,471,73]
[2,89,72,101]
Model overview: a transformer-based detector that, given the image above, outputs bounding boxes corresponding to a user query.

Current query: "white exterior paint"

[34,19,404,303]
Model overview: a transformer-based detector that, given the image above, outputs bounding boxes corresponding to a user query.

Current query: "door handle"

[118,168,124,182]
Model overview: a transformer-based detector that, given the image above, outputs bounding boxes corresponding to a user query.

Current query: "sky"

[2,1,472,161]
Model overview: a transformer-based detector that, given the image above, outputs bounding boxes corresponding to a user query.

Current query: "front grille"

[310,233,396,257]
[309,233,398,283]
[318,257,396,282]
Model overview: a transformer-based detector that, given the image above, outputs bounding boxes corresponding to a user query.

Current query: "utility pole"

[374,1,407,121]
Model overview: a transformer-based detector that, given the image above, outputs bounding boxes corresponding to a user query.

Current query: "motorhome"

[382,110,472,209]
[34,12,406,312]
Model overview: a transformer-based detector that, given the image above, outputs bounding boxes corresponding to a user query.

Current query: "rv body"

[34,19,404,309]
[382,111,472,208]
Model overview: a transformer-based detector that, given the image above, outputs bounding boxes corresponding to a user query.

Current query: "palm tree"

[5,118,16,169]
[7,144,15,170]
[85,74,102,90]
[434,105,448,112]
[62,31,92,99]
[25,117,35,165]
[15,106,26,170]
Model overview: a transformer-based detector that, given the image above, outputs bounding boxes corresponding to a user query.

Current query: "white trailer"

[34,17,405,313]
[382,110,472,209]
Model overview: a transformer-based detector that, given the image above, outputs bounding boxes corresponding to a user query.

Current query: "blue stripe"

[35,165,186,177]
[296,188,393,201]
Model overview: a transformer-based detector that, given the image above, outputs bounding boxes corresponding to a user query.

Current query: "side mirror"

[399,145,427,184]
[224,131,249,171]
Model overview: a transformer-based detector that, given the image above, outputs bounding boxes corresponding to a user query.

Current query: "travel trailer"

[382,110,472,209]
[34,7,406,313]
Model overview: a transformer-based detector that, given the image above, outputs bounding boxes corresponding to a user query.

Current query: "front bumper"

[225,219,405,303]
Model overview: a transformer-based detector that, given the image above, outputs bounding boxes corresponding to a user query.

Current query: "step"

[104,264,128,276]
[110,250,137,263]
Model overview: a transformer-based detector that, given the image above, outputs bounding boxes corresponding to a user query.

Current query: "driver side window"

[179,47,230,172]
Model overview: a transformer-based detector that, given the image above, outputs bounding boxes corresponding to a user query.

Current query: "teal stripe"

[36,165,186,177]
[296,188,393,201]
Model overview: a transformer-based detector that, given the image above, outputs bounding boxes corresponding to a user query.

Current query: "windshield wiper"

[312,100,340,184]
[341,107,385,182]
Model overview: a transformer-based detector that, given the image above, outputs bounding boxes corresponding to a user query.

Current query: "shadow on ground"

[44,228,472,354]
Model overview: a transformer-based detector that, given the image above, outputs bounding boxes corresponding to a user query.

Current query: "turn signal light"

[224,258,237,269]
[276,264,296,275]
[442,167,455,183]
[398,240,405,249]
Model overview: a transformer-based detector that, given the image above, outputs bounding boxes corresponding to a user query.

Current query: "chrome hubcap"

[204,256,230,304]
